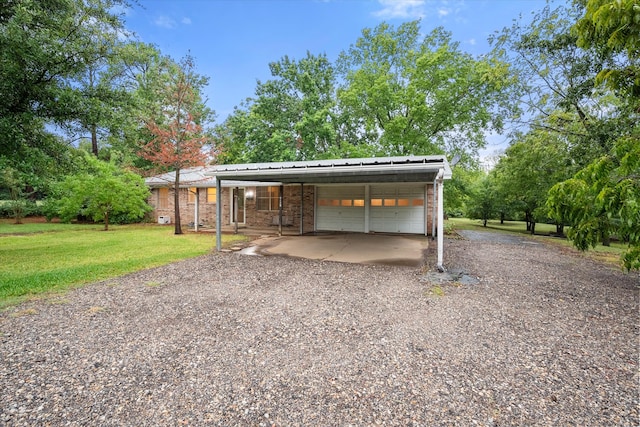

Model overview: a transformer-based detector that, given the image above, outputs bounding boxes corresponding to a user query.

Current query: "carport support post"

[216,178,222,251]
[194,188,199,232]
[432,177,437,239]
[234,186,239,234]
[278,184,284,236]
[299,183,304,235]
[436,168,445,271]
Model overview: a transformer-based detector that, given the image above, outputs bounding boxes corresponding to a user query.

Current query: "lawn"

[0,222,248,308]
[447,217,627,267]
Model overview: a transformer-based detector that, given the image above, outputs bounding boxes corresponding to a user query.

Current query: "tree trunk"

[91,124,99,157]
[174,168,183,235]
[500,212,505,224]
[556,223,564,236]
[104,211,109,231]
[483,218,487,227]
[601,233,610,247]
[530,221,536,235]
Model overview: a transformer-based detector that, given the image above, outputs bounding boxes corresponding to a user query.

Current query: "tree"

[492,129,573,235]
[0,0,129,180]
[215,52,339,163]
[548,136,639,269]
[547,0,640,270]
[138,56,212,234]
[489,2,624,166]
[466,174,497,227]
[0,162,28,224]
[47,153,151,231]
[574,0,640,98]
[336,21,514,158]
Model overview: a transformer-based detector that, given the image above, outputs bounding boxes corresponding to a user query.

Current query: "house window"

[207,188,217,203]
[188,187,197,203]
[256,186,280,211]
[158,188,169,209]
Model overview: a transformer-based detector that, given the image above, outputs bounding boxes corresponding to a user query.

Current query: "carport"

[209,156,452,269]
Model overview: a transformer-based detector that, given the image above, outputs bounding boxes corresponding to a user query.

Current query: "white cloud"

[373,0,426,19]
[154,16,176,29]
[468,38,476,45]
[437,7,450,17]
[181,17,192,25]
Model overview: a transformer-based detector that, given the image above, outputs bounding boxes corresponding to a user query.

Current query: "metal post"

[215,178,222,251]
[436,169,445,272]
[431,178,437,239]
[299,183,304,235]
[194,188,199,232]
[234,187,239,234]
[278,184,283,236]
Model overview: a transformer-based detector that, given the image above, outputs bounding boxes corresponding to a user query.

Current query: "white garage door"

[370,185,426,234]
[316,186,365,232]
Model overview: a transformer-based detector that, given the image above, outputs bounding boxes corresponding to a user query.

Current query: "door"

[232,188,245,224]
[316,186,365,232]
[370,185,425,234]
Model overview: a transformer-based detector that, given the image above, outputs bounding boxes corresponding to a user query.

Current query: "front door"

[232,188,245,224]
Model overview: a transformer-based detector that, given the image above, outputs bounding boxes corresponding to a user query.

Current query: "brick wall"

[148,185,315,230]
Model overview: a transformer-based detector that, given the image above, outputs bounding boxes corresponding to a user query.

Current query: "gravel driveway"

[1,234,638,426]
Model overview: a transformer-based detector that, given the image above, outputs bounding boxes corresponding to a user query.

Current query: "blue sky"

[123,0,553,154]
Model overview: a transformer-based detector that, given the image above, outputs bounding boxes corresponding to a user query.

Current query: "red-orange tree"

[139,57,211,234]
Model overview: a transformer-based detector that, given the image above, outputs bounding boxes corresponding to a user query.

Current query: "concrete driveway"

[242,233,429,266]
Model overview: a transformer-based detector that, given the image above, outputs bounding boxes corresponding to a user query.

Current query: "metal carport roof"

[206,155,452,184]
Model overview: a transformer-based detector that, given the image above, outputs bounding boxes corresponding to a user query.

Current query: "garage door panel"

[317,186,365,232]
[370,185,425,234]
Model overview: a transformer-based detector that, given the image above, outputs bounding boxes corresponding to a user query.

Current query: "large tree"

[0,0,129,178]
[492,128,574,235]
[138,56,213,235]
[215,52,339,163]
[336,21,513,158]
[547,0,639,270]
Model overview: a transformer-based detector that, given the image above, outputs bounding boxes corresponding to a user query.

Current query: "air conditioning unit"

[158,216,171,224]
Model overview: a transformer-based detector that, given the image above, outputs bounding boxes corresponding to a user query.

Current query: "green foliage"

[0,0,129,182]
[443,166,484,217]
[574,0,640,98]
[47,153,151,230]
[337,21,514,158]
[492,129,574,233]
[215,52,338,163]
[548,136,640,270]
[466,174,497,227]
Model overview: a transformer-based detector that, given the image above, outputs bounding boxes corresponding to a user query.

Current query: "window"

[371,199,382,206]
[412,198,424,206]
[383,199,396,206]
[188,187,197,203]
[397,198,410,207]
[158,188,169,209]
[353,199,365,207]
[256,186,280,211]
[341,199,352,207]
[207,188,217,203]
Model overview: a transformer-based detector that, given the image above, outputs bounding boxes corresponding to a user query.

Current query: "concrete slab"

[241,233,429,267]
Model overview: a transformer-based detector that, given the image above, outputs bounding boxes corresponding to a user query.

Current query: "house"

[145,155,452,268]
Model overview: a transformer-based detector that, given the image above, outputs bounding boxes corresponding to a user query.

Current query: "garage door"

[370,185,425,234]
[316,186,365,232]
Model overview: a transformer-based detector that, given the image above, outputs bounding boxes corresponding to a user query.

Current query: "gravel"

[1,234,638,426]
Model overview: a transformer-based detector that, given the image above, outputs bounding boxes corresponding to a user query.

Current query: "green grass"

[0,220,101,234]
[447,217,627,267]
[447,217,561,235]
[0,223,248,308]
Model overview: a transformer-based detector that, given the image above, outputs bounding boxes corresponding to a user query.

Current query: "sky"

[122,0,554,155]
